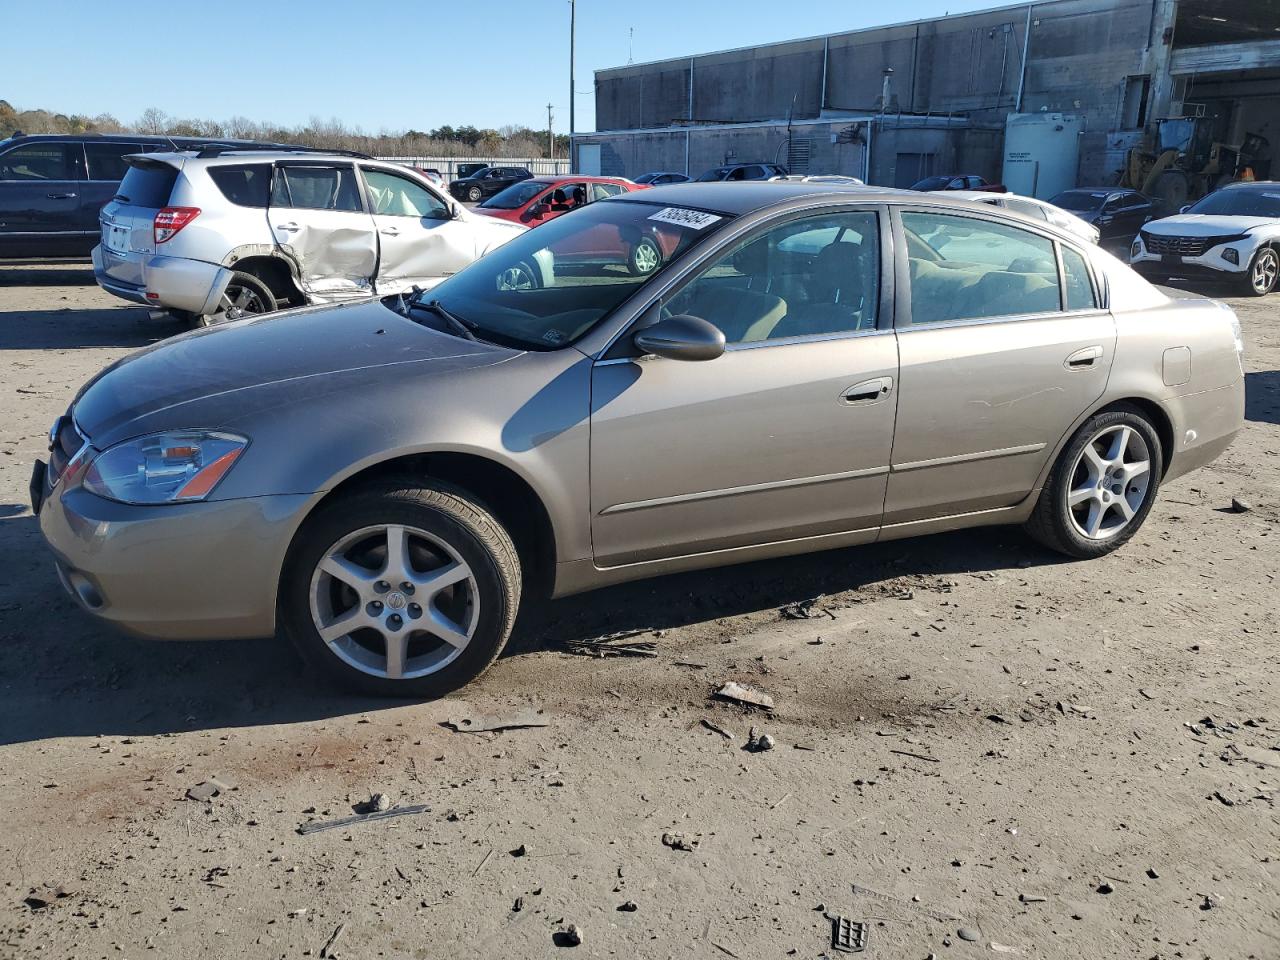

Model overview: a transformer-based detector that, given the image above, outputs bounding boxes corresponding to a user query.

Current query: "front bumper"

[93,244,233,316]
[39,479,311,640]
[1130,237,1254,281]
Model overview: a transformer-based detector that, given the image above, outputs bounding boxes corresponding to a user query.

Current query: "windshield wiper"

[414,299,477,341]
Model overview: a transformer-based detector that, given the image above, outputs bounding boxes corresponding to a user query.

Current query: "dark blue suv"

[0,133,320,259]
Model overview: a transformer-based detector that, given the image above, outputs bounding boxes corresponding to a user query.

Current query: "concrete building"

[573,0,1280,194]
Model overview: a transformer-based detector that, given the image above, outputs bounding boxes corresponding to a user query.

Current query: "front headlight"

[1131,238,1142,260]
[82,431,248,504]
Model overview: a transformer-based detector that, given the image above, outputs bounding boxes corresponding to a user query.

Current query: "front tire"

[1024,406,1163,559]
[1241,247,1278,297]
[281,480,521,698]
[195,271,277,328]
[467,185,483,203]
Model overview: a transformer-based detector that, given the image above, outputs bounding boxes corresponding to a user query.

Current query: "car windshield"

[634,173,658,183]
[1186,186,1280,218]
[480,181,548,209]
[1051,191,1108,212]
[414,200,733,350]
[911,176,951,191]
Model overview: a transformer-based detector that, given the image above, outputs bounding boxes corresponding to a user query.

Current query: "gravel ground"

[0,263,1277,960]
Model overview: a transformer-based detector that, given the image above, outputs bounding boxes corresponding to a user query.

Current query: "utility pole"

[569,0,576,172]
[628,27,633,64]
[547,103,555,159]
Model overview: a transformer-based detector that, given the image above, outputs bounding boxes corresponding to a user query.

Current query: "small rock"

[1212,790,1236,807]
[662,832,696,852]
[1146,868,1159,879]
[1200,894,1219,911]
[288,908,307,918]
[1096,882,1114,895]
[185,777,232,802]
[617,900,638,912]
[559,923,583,946]
[512,896,524,912]
[511,843,528,857]
[745,727,775,752]
[369,793,391,813]
[1230,498,1252,513]
[957,927,980,942]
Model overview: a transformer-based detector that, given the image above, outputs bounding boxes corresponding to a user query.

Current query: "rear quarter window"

[116,161,179,207]
[209,164,272,207]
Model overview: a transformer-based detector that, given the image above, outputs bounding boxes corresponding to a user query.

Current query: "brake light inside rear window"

[154,207,200,243]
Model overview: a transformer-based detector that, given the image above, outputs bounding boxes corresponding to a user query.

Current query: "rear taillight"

[154,207,200,244]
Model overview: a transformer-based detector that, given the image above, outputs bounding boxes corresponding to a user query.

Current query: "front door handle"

[47,192,77,200]
[1065,345,1104,369]
[841,377,893,404]
[276,221,300,232]
[380,226,400,236]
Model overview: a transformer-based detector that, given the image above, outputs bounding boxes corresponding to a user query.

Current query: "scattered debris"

[558,923,584,947]
[701,719,734,740]
[1018,893,1047,904]
[990,942,1020,954]
[890,748,940,764]
[781,599,820,619]
[23,884,71,910]
[355,792,391,814]
[830,916,868,953]
[442,711,549,734]
[661,832,698,852]
[714,681,775,711]
[745,727,775,752]
[297,803,430,835]
[319,922,346,958]
[564,637,657,658]
[1200,893,1220,911]
[1230,498,1252,513]
[986,713,1010,724]
[287,908,308,919]
[618,900,638,912]
[1212,790,1236,807]
[185,776,234,802]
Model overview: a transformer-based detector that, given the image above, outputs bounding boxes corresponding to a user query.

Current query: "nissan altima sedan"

[34,183,1245,697]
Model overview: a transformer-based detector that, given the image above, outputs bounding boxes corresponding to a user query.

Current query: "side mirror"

[527,202,549,219]
[633,314,725,362]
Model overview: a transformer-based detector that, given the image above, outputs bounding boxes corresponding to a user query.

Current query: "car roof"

[525,175,630,185]
[137,149,381,166]
[614,181,917,215]
[942,190,1007,202]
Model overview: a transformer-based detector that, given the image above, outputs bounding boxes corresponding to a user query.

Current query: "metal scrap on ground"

[830,915,868,953]
[296,804,431,836]
[441,711,549,733]
[713,681,775,711]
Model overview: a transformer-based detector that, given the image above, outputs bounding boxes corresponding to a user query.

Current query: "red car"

[472,175,647,226]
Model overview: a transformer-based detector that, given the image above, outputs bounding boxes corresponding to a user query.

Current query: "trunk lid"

[97,157,181,281]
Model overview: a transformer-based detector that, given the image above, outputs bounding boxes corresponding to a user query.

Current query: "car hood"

[1143,214,1273,236]
[73,299,512,448]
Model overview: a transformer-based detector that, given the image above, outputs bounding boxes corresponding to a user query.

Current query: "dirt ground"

[0,262,1276,960]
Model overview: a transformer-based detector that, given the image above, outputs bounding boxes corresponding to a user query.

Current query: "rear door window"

[0,142,76,181]
[902,211,1062,324]
[591,182,624,201]
[115,161,179,207]
[209,164,272,208]
[1060,246,1098,311]
[85,143,147,181]
[271,164,363,212]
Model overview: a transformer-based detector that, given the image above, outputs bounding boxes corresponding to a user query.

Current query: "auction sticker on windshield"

[648,207,722,230]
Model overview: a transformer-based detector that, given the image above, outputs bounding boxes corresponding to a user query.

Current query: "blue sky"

[5,0,996,134]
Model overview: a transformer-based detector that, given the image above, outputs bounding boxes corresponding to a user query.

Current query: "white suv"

[1131,181,1280,296]
[94,148,527,326]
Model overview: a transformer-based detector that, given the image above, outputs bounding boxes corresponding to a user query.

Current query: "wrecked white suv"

[94,148,526,326]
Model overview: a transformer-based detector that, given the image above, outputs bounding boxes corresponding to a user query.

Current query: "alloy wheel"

[634,240,660,274]
[1252,250,1278,294]
[219,283,268,322]
[1066,425,1152,540]
[308,524,479,680]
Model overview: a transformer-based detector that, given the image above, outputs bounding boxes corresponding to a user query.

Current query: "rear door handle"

[380,226,400,236]
[276,221,300,232]
[1065,345,1104,369]
[841,377,893,404]
[47,192,77,199]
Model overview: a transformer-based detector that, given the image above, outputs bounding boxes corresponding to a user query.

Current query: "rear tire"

[1024,406,1163,559]
[467,185,483,203]
[195,271,277,328]
[281,479,521,698]
[628,236,662,276]
[1240,247,1279,297]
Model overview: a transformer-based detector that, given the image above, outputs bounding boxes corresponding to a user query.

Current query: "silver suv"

[93,148,527,326]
